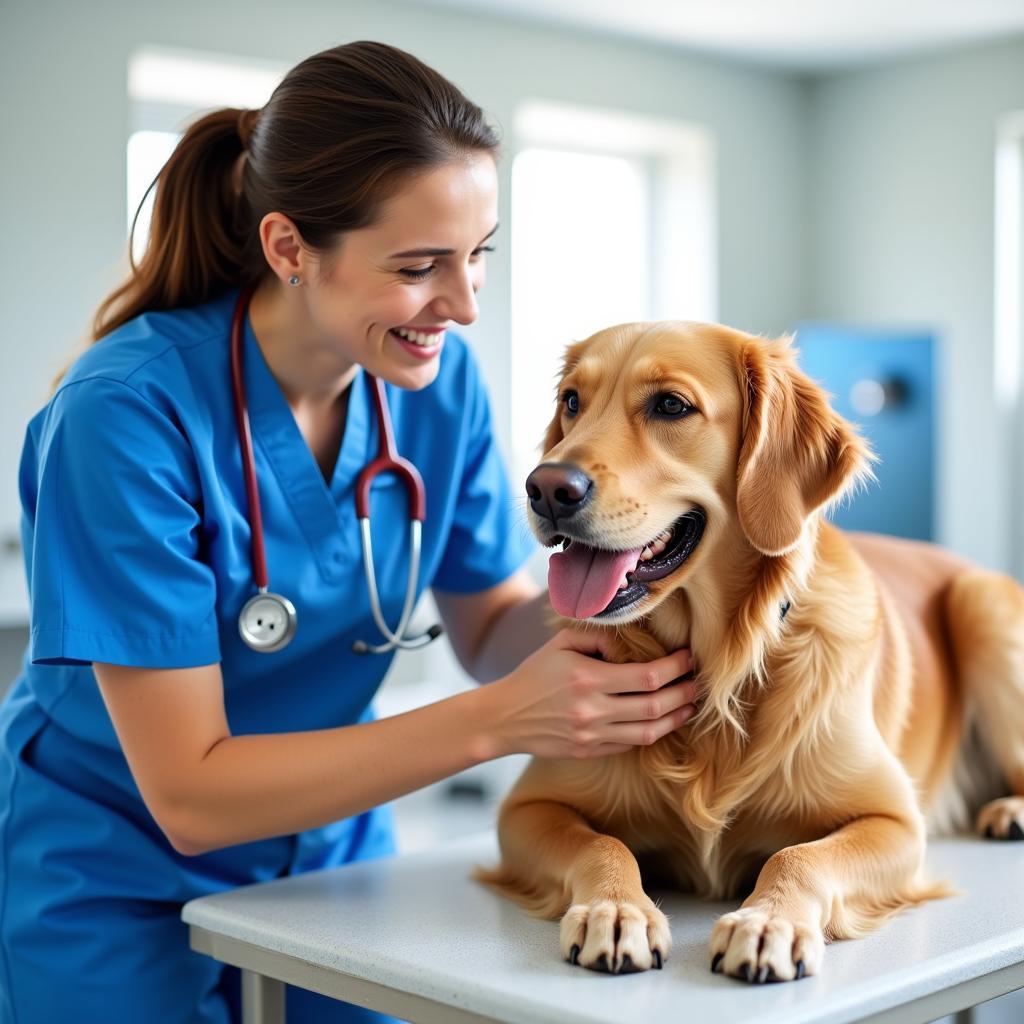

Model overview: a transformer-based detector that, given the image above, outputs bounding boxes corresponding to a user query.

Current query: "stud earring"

[288,275,300,286]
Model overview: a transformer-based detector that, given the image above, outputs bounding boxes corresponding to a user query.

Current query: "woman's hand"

[484,628,699,760]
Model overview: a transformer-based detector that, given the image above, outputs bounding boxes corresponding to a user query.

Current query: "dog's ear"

[735,335,873,556]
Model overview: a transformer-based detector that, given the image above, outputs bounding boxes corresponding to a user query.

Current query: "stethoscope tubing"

[230,284,443,655]
[230,283,269,591]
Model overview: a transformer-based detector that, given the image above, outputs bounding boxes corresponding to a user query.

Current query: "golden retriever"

[475,321,1024,983]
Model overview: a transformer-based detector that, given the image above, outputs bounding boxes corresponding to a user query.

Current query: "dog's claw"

[618,954,642,974]
[569,944,580,966]
[795,960,806,980]
[710,953,723,973]
[985,824,995,839]
[1008,821,1024,841]
[740,961,754,982]
[756,965,769,983]
[594,953,611,973]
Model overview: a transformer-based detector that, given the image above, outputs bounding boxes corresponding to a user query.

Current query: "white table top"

[182,832,1024,1024]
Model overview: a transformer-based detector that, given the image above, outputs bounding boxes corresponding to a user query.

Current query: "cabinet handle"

[849,376,909,417]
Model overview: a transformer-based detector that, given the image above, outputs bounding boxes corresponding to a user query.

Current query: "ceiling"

[417,0,1024,72]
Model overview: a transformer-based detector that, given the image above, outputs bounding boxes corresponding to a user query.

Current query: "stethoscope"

[229,284,444,655]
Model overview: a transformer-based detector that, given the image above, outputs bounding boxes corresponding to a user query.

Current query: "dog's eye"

[653,393,692,418]
[562,390,580,416]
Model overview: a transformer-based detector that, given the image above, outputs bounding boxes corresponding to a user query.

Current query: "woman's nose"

[432,271,479,325]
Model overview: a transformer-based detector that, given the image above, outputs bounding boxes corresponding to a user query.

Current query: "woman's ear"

[735,336,874,556]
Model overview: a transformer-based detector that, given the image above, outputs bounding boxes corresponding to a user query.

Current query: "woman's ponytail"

[90,107,258,344]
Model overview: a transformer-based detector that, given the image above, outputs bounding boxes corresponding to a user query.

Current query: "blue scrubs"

[0,288,534,1023]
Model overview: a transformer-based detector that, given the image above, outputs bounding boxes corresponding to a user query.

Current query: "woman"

[0,40,698,1023]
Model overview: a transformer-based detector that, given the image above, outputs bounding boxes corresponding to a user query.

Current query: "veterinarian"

[0,41,698,1024]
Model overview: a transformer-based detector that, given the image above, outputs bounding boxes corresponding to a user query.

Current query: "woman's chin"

[376,361,441,392]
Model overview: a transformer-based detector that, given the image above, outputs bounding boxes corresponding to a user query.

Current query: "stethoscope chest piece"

[238,590,297,653]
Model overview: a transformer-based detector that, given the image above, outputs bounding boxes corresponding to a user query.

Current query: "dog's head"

[526,321,872,625]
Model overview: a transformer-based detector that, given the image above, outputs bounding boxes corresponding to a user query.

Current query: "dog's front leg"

[710,808,941,983]
[482,796,672,973]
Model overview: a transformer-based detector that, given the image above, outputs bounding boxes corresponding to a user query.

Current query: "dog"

[475,320,1024,983]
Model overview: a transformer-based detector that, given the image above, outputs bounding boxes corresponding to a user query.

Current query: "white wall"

[0,0,810,627]
[805,37,1024,570]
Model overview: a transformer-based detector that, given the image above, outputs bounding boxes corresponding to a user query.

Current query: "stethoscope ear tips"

[352,640,370,655]
[427,625,444,640]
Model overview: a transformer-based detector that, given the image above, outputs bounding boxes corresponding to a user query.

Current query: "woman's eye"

[399,265,436,280]
[400,246,493,280]
[654,394,692,418]
[563,390,580,416]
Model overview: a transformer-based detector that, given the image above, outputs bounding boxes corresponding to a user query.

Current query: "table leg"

[242,969,285,1024]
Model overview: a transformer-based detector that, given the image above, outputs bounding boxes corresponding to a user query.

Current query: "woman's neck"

[247,276,358,412]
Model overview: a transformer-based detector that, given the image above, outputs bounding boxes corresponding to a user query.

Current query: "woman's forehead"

[367,156,498,244]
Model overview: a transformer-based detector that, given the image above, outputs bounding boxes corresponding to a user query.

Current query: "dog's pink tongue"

[548,543,643,619]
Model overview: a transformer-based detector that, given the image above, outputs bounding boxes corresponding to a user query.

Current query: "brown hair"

[89,40,499,346]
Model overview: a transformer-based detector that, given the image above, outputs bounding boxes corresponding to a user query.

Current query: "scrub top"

[0,287,535,1021]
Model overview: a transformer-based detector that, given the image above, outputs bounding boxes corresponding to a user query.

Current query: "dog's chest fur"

[576,711,846,899]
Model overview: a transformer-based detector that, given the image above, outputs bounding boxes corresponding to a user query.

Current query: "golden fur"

[476,321,1024,982]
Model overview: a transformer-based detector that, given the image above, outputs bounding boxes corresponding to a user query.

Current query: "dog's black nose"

[525,463,594,523]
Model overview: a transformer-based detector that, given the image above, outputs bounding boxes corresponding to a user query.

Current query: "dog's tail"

[824,873,962,941]
[472,862,570,920]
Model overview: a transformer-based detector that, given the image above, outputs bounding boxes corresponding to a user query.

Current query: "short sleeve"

[23,377,221,668]
[431,355,537,594]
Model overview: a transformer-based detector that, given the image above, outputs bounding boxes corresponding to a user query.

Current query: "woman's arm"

[94,660,499,857]
[94,635,697,858]
[434,569,553,683]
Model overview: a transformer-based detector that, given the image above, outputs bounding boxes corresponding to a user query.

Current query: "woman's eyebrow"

[388,223,499,259]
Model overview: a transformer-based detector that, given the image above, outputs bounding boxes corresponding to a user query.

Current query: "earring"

[288,275,300,286]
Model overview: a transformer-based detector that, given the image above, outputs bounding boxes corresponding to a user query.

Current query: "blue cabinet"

[793,324,935,541]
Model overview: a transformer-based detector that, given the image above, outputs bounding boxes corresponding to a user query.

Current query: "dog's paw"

[709,907,823,983]
[560,899,671,973]
[976,796,1024,841]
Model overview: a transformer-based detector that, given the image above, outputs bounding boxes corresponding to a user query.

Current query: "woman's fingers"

[495,628,700,760]
[601,647,694,695]
[604,677,702,724]
[606,702,698,748]
[552,627,693,691]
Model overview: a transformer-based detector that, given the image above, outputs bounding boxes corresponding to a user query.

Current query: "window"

[509,100,716,488]
[995,110,1024,578]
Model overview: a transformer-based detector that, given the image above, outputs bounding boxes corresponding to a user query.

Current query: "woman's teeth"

[392,326,443,347]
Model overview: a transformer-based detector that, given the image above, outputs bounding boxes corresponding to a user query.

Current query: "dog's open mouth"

[546,509,706,620]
